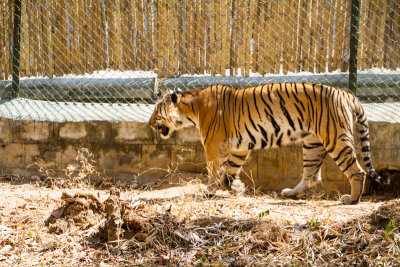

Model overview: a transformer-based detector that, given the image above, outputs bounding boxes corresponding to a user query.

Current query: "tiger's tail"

[353,98,389,184]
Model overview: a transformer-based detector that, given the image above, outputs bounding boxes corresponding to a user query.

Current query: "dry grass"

[1,175,399,266]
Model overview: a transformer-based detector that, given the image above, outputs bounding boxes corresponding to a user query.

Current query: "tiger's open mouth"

[155,124,170,136]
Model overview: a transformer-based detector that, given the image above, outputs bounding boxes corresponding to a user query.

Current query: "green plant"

[258,209,270,217]
[211,207,216,214]
[385,219,396,241]
[308,218,319,228]
[195,247,216,266]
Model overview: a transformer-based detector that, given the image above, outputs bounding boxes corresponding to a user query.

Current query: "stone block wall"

[0,118,399,194]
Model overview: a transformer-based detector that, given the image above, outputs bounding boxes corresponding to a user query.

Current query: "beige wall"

[0,119,398,194]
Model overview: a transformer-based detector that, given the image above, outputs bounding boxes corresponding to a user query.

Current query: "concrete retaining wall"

[0,118,399,194]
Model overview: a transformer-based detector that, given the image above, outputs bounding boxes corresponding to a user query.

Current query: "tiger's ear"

[169,88,182,103]
[171,92,178,103]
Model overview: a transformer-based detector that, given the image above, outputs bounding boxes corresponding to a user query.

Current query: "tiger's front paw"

[220,174,234,191]
[231,179,245,195]
[340,194,359,205]
[281,188,298,199]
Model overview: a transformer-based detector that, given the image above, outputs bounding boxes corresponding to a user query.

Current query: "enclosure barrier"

[0,0,399,122]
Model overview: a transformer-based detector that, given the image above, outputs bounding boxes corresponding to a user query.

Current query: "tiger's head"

[148,91,195,139]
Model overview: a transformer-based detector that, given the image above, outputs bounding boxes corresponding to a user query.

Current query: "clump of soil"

[124,213,151,232]
[370,199,400,228]
[45,188,154,246]
[251,222,288,247]
[103,188,122,244]
[47,218,75,235]
[45,192,103,234]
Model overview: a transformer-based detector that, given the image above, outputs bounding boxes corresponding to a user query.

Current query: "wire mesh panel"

[0,0,399,121]
[0,1,13,80]
[357,0,400,103]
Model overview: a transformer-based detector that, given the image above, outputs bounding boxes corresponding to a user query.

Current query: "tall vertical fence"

[0,0,399,121]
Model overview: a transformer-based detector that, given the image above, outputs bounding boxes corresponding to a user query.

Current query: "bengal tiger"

[148,83,389,204]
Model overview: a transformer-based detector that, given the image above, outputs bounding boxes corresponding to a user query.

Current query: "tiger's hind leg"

[282,134,327,199]
[328,140,366,205]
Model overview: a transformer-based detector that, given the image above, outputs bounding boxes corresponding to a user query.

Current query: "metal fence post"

[11,0,22,99]
[349,0,361,95]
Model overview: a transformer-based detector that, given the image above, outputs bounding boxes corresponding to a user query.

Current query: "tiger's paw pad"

[281,188,298,199]
[340,194,359,205]
[231,179,245,195]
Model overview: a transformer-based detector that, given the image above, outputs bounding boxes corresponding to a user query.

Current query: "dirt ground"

[0,173,400,266]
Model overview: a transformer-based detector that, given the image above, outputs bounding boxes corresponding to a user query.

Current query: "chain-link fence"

[0,0,399,122]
